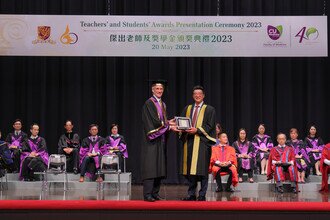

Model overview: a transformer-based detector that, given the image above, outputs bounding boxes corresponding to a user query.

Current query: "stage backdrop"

[0,15,327,57]
[0,0,329,184]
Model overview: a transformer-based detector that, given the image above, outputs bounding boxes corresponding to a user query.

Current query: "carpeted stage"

[0,200,330,220]
[1,173,330,219]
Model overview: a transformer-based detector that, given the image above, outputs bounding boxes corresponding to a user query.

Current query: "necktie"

[191,105,199,127]
[221,146,225,161]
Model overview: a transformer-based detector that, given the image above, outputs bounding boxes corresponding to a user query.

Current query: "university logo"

[32,26,56,44]
[267,25,283,40]
[60,25,78,45]
[295,27,319,43]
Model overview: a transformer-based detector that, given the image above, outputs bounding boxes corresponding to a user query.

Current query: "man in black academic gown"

[172,85,216,201]
[5,119,28,173]
[141,80,175,202]
[0,130,14,176]
[58,120,80,174]
[21,124,49,181]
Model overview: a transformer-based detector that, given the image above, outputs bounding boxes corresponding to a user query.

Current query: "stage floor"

[1,185,329,202]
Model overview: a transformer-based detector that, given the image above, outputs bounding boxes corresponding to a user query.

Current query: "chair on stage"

[0,156,8,191]
[37,154,68,191]
[0,169,8,191]
[271,163,293,193]
[97,154,121,191]
[210,171,233,191]
[108,149,127,173]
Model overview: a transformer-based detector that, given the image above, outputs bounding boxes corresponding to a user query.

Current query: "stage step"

[207,174,329,192]
[1,173,132,192]
[208,174,326,183]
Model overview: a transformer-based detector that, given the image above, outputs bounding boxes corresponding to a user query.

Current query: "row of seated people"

[0,119,128,182]
[209,130,330,193]
[215,124,326,185]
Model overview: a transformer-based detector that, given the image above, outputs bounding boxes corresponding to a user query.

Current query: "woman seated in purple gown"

[286,128,310,183]
[232,128,255,183]
[304,125,324,176]
[101,124,128,171]
[252,124,273,175]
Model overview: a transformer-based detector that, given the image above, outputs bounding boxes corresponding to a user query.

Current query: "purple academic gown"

[252,134,273,162]
[233,141,254,170]
[5,132,27,157]
[79,136,103,177]
[102,135,128,158]
[287,139,310,172]
[305,137,324,163]
[20,137,49,180]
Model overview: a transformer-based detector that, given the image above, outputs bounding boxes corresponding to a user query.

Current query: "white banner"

[0,15,327,57]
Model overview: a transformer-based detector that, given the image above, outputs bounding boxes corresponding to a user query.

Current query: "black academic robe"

[5,131,28,147]
[58,132,80,153]
[58,132,80,171]
[141,97,169,180]
[0,140,13,165]
[180,103,216,177]
[20,137,49,179]
[5,131,27,171]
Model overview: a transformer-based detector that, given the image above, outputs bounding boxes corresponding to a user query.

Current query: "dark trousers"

[215,167,233,190]
[238,168,253,178]
[64,148,79,172]
[187,175,208,197]
[21,157,46,180]
[10,148,21,172]
[80,156,100,177]
[143,177,162,198]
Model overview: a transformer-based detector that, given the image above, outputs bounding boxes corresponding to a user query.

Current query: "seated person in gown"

[102,124,128,170]
[320,143,330,193]
[210,132,238,192]
[232,128,254,183]
[20,124,49,181]
[104,124,128,158]
[286,128,310,183]
[267,133,298,193]
[79,124,104,182]
[304,125,324,176]
[58,120,80,174]
[0,130,14,177]
[5,119,28,173]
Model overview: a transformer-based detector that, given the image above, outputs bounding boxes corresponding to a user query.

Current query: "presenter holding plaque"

[174,117,191,130]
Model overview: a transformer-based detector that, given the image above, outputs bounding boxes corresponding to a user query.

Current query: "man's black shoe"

[144,196,156,202]
[292,188,298,194]
[73,168,79,175]
[277,186,284,193]
[225,188,235,192]
[181,195,196,201]
[153,194,165,200]
[197,196,206,201]
[215,187,223,192]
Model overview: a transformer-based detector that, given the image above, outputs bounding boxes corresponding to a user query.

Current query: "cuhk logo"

[267,25,283,40]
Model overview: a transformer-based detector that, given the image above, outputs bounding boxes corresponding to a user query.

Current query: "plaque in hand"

[175,117,192,130]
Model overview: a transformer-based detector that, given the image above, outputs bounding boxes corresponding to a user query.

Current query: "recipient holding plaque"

[172,85,216,201]
[174,117,191,130]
